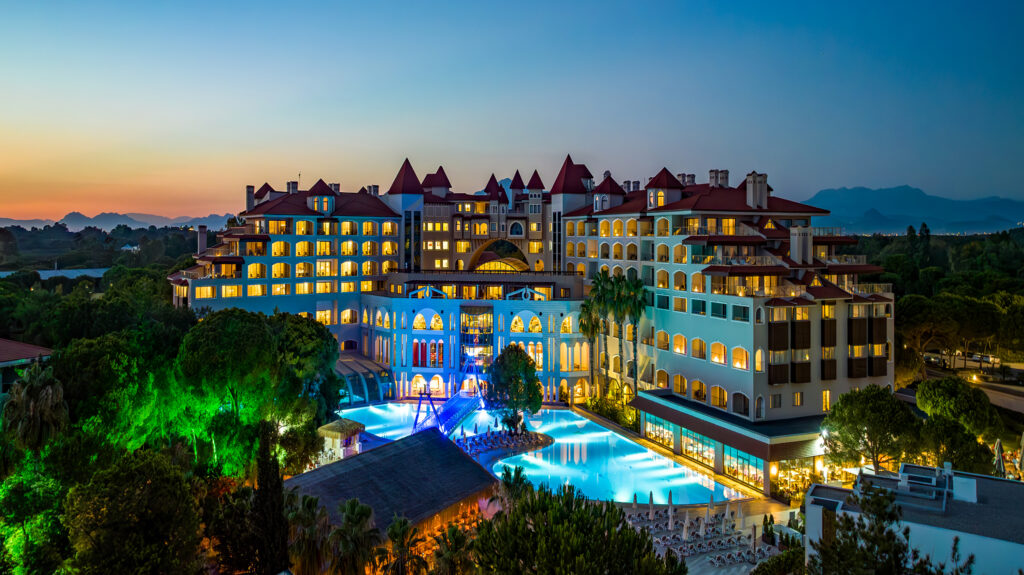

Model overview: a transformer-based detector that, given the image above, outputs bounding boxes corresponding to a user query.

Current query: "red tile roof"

[527,170,545,190]
[253,182,275,199]
[386,158,424,195]
[307,179,336,197]
[645,168,684,190]
[242,192,321,216]
[509,170,526,191]
[0,338,52,364]
[550,154,591,195]
[331,190,400,218]
[652,184,828,214]
[807,285,853,300]
[421,166,452,189]
[594,175,626,196]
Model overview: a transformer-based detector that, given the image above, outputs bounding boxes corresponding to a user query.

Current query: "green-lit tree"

[63,450,201,574]
[822,385,918,473]
[2,363,68,454]
[328,498,381,575]
[485,344,543,430]
[474,483,686,574]
[807,485,974,574]
[430,523,474,575]
[377,515,428,575]
[609,275,630,395]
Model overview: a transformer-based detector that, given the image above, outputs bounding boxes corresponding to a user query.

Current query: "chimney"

[676,173,686,185]
[709,169,719,188]
[685,174,696,186]
[746,172,757,208]
[746,172,769,209]
[371,184,380,196]
[245,185,255,212]
[718,169,729,188]
[197,225,207,255]
[287,180,298,194]
[603,170,611,180]
[329,182,340,193]
[790,225,813,264]
[632,180,640,192]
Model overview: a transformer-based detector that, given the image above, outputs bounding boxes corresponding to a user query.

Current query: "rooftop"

[0,338,52,366]
[284,428,497,528]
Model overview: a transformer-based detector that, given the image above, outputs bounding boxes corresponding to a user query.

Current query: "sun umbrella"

[682,510,689,540]
[994,438,1006,477]
[633,493,638,510]
[1018,432,1024,470]
[648,491,654,521]
[474,423,478,435]
[724,500,731,529]
[668,492,674,530]
[736,501,744,530]
[751,524,758,551]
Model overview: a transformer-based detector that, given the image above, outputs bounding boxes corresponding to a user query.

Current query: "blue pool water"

[339,403,743,504]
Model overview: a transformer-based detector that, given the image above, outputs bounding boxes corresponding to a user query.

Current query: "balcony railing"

[690,254,779,266]
[202,245,236,257]
[709,284,807,298]
[825,254,867,265]
[851,283,893,295]
[811,226,848,237]
[676,223,762,237]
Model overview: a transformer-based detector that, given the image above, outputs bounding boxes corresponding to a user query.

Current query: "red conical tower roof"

[509,170,526,191]
[483,174,505,201]
[386,158,424,195]
[421,165,452,189]
[526,170,545,190]
[644,168,685,190]
[307,179,336,196]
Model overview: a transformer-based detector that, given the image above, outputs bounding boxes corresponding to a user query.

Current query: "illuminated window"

[316,310,334,325]
[296,220,313,235]
[340,221,357,235]
[732,347,749,370]
[692,339,706,359]
[794,392,804,407]
[360,281,373,292]
[272,284,290,296]
[822,346,835,360]
[272,263,291,278]
[362,221,377,235]
[383,221,397,235]
[340,241,357,256]
[340,309,357,324]
[271,241,290,257]
[316,260,336,277]
[711,386,727,409]
[755,349,764,372]
[673,334,686,354]
[340,261,357,276]
[673,375,686,394]
[529,241,543,254]
[793,307,809,321]
[295,262,313,278]
[822,389,831,412]
[316,281,336,294]
[316,241,334,256]
[362,241,378,256]
[247,263,266,279]
[340,282,355,292]
[247,284,266,297]
[268,220,289,234]
[295,282,313,295]
[528,316,542,333]
[296,241,313,256]
[560,316,572,333]
[710,343,726,365]
[195,286,215,299]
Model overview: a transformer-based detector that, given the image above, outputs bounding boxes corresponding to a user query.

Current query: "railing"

[851,283,893,295]
[811,226,848,237]
[825,254,867,265]
[690,254,779,266]
[675,224,762,237]
[202,245,237,257]
[710,284,807,298]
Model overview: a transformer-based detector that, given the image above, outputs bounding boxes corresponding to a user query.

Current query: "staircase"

[412,362,486,435]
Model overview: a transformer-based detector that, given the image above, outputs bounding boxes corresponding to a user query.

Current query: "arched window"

[430,314,443,330]
[627,219,637,237]
[361,241,378,256]
[612,355,621,373]
[612,266,623,277]
[560,343,569,371]
[362,260,379,275]
[412,340,421,367]
[626,324,635,342]
[247,263,266,279]
[690,273,706,293]
[732,347,749,370]
[600,221,610,237]
[271,262,291,278]
[340,261,357,276]
[673,375,686,395]
[732,393,749,416]
[711,343,726,365]
[577,221,586,236]
[383,313,391,329]
[510,316,525,333]
[577,242,586,257]
[296,262,313,277]
[656,218,669,236]
[565,222,575,236]
[692,380,707,402]
[296,220,313,235]
[509,222,524,236]
[412,314,427,330]
[528,316,542,333]
[656,190,665,207]
[375,310,384,327]
[657,270,668,289]
[627,244,638,260]
[600,264,609,275]
[657,244,669,262]
[673,271,686,291]
[341,240,357,255]
[340,221,357,235]
[383,221,397,235]
[613,243,623,260]
[755,308,765,324]
[362,221,378,235]
[656,331,669,350]
[296,241,314,256]
[656,370,668,388]
[271,241,290,257]
[566,243,575,257]
[673,244,686,263]
[382,241,398,255]
[755,349,765,372]
[710,386,727,409]
[613,219,624,237]
[673,334,686,354]
[383,260,398,273]
[561,316,572,333]
[692,338,707,359]
[755,396,764,419]
[627,267,638,281]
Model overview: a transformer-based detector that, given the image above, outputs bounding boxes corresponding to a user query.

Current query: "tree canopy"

[485,344,543,429]
[822,385,917,472]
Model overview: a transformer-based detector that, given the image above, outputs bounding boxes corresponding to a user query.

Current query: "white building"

[804,464,1024,573]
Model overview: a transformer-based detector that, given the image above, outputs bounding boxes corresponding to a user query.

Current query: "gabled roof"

[644,168,684,190]
[330,190,400,218]
[253,182,275,199]
[421,166,452,189]
[284,428,497,529]
[242,191,321,216]
[386,158,424,195]
[526,170,545,190]
[509,170,526,191]
[593,175,626,196]
[550,154,591,195]
[651,182,828,215]
[482,174,505,201]
[0,338,52,365]
[307,179,336,197]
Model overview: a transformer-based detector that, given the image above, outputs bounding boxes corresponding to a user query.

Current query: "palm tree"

[377,515,428,575]
[430,523,474,575]
[589,270,614,396]
[608,275,630,400]
[328,498,382,575]
[623,276,647,390]
[489,465,532,511]
[1,362,68,454]
[287,494,331,575]
[577,298,601,400]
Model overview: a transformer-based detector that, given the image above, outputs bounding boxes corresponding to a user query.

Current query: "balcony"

[811,226,847,237]
[824,254,867,265]
[690,254,779,266]
[676,224,762,237]
[850,283,893,295]
[710,284,807,298]
[202,244,236,257]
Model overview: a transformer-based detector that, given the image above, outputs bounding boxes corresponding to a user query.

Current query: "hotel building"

[169,155,893,496]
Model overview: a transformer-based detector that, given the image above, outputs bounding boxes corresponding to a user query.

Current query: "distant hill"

[806,186,1024,234]
[0,212,233,232]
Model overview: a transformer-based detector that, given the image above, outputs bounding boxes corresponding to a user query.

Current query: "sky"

[1,0,1021,219]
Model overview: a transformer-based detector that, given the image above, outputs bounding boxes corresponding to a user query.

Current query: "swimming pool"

[339,403,743,504]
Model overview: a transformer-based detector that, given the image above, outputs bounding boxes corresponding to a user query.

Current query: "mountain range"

[2,185,1022,234]
[0,212,234,232]
[804,186,1024,234]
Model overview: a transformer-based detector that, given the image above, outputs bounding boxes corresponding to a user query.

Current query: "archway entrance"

[468,239,529,271]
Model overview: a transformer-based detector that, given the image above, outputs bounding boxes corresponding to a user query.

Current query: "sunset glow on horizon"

[2,1,1021,220]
